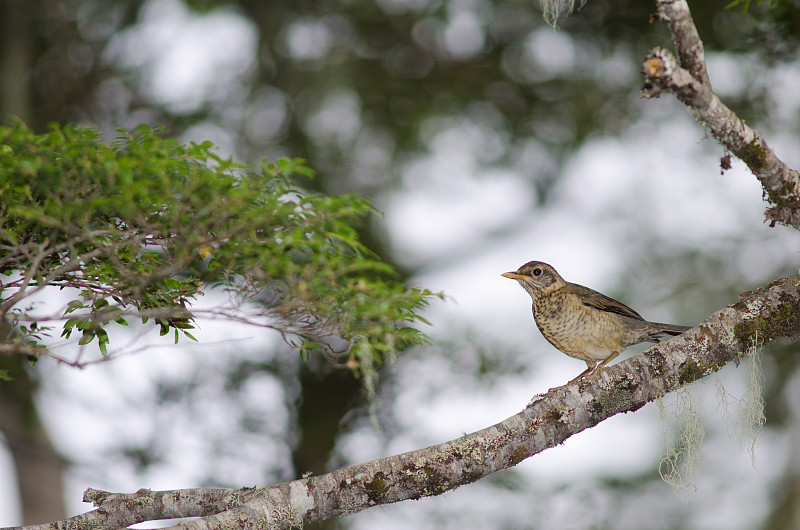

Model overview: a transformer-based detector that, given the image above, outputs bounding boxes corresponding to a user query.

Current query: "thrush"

[502,260,690,388]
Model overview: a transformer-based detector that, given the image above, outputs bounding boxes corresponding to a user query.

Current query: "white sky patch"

[0,446,21,525]
[442,11,486,59]
[705,52,757,98]
[763,62,800,134]
[244,87,290,143]
[105,0,257,114]
[383,167,532,267]
[520,27,577,80]
[303,89,363,148]
[180,121,239,158]
[280,18,333,61]
[558,118,769,244]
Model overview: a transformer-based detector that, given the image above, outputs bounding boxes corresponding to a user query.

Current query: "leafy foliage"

[0,119,438,380]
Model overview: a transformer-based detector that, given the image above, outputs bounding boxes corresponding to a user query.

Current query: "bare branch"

[0,342,48,357]
[642,0,800,230]
[0,487,258,530]
[0,230,151,318]
[0,239,51,319]
[654,0,710,85]
[1,301,350,367]
[7,273,799,530]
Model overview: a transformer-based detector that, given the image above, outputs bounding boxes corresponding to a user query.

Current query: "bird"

[502,260,690,388]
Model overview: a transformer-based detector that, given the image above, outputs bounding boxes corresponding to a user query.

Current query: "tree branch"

[641,0,800,230]
[0,230,150,319]
[6,273,798,530]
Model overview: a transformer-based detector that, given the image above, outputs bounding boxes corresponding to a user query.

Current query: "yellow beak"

[502,272,527,280]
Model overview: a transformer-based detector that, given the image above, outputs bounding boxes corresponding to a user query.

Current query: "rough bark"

[5,274,799,530]
[641,0,800,230]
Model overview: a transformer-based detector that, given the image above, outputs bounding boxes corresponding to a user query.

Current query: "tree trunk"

[0,323,67,525]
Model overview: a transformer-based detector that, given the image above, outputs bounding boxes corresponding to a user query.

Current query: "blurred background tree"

[1,0,799,528]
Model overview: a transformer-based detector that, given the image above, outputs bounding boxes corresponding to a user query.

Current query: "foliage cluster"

[0,119,437,381]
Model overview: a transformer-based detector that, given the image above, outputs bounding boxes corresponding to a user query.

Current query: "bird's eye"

[533,268,542,276]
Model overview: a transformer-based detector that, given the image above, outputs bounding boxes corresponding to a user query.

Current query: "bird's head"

[502,261,564,297]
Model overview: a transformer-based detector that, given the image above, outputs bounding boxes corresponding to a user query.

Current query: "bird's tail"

[649,322,691,340]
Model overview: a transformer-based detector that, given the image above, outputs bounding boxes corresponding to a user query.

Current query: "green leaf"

[723,0,774,11]
[65,300,87,314]
[98,333,109,356]
[0,228,18,244]
[78,332,94,345]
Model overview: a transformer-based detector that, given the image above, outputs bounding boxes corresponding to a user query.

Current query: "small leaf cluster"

[724,0,776,12]
[0,119,438,378]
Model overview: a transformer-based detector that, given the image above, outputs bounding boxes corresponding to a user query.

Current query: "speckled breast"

[531,292,628,363]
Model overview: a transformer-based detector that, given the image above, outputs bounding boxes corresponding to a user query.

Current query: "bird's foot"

[581,351,620,383]
[550,352,621,391]
[548,367,594,392]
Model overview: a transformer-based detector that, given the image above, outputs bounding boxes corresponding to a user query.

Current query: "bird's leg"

[568,363,597,384]
[548,362,597,391]
[582,351,620,382]
[549,353,621,391]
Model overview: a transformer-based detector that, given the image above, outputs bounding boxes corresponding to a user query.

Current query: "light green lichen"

[716,334,766,467]
[739,338,767,463]
[589,374,640,415]
[657,388,705,495]
[268,506,303,530]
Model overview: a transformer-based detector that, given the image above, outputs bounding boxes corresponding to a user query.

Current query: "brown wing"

[567,282,646,321]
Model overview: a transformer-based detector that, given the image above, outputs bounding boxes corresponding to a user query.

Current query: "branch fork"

[642,0,800,229]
